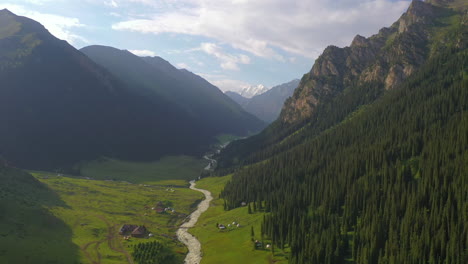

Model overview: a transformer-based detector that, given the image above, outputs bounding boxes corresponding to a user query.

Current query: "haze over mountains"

[226,79,300,123]
[80,45,264,135]
[0,9,263,171]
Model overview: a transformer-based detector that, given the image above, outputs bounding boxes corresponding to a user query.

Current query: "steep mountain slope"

[217,0,466,169]
[226,80,299,123]
[0,9,209,170]
[80,46,265,136]
[218,1,467,263]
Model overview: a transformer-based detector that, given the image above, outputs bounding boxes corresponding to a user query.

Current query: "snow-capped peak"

[239,84,269,98]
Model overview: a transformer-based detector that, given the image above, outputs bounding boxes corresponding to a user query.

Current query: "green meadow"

[191,176,288,264]
[215,134,242,144]
[1,155,287,264]
[0,155,208,264]
[78,155,207,185]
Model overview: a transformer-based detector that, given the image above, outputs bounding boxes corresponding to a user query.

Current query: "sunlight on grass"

[191,175,288,264]
[78,156,206,185]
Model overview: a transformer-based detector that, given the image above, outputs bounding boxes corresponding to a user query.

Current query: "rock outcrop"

[280,0,448,124]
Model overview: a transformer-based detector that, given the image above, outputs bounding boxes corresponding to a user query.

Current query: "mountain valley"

[0,1,466,264]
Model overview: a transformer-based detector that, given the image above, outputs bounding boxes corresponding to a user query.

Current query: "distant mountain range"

[0,9,264,171]
[238,84,270,98]
[226,79,300,123]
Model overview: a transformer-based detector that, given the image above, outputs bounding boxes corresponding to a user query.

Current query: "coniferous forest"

[220,22,467,264]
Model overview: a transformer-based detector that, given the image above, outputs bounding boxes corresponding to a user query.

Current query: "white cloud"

[196,73,251,93]
[129,49,157,56]
[104,0,119,8]
[109,12,122,17]
[112,0,411,59]
[23,0,54,5]
[200,42,250,71]
[211,79,251,93]
[176,62,189,69]
[0,4,87,46]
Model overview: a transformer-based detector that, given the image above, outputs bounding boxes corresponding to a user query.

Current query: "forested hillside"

[218,1,467,263]
[217,0,466,170]
[222,38,467,264]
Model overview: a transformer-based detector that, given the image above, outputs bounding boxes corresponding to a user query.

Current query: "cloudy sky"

[0,0,411,92]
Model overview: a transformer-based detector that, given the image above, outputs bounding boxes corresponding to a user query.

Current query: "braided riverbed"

[176,180,213,264]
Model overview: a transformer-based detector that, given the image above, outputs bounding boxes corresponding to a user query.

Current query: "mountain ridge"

[81,45,265,136]
[217,0,466,171]
[226,79,300,123]
[280,0,439,125]
[0,10,214,170]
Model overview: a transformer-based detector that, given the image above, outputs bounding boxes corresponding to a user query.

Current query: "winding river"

[176,180,213,264]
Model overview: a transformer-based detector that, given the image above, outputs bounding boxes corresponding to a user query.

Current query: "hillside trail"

[176,180,213,264]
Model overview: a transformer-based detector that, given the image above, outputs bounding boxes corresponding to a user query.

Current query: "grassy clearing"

[191,175,288,264]
[77,156,206,185]
[215,134,242,145]
[30,171,204,264]
[15,156,208,263]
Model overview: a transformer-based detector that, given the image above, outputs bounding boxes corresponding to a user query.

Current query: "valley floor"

[1,150,288,264]
[191,176,289,264]
[28,156,207,264]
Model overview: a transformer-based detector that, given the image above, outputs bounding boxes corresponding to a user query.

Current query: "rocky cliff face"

[280,0,455,124]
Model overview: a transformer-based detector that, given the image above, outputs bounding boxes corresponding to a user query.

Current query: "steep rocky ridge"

[217,0,467,169]
[280,0,459,124]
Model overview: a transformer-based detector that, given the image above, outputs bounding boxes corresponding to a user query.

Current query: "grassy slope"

[12,156,206,264]
[2,155,288,264]
[78,156,206,185]
[216,134,242,145]
[191,176,288,264]
[31,171,203,264]
[0,167,79,264]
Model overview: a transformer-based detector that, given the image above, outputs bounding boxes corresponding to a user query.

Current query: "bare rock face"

[280,0,440,124]
[398,0,435,33]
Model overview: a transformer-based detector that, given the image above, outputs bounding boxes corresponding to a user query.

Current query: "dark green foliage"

[221,42,467,263]
[132,241,178,264]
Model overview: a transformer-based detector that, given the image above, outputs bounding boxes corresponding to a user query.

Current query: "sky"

[0,0,412,93]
